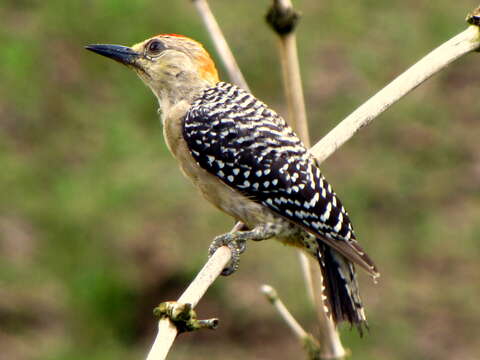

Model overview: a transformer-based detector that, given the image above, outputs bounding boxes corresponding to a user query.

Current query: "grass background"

[1,0,479,359]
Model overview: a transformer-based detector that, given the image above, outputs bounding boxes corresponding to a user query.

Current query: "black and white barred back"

[184,82,357,244]
[183,82,372,328]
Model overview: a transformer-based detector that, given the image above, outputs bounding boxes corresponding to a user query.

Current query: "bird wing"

[183,82,378,276]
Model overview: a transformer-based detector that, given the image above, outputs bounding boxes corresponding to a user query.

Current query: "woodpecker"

[86,34,379,330]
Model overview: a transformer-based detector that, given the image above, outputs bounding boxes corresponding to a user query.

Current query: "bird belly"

[174,147,311,251]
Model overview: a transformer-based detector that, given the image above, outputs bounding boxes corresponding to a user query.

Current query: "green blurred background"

[1,0,479,359]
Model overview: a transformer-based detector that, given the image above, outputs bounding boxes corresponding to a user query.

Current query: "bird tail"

[317,242,368,335]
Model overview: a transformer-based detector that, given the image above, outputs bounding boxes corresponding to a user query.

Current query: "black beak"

[85,44,139,66]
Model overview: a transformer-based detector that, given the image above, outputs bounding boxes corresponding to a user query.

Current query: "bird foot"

[208,223,278,276]
[208,233,247,276]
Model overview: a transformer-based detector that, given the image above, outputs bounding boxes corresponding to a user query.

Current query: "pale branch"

[310,22,480,164]
[261,285,308,338]
[261,285,322,360]
[192,0,250,91]
[145,246,231,360]
[267,0,310,143]
[266,1,346,358]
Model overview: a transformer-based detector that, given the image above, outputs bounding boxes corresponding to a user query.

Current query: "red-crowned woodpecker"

[86,34,379,331]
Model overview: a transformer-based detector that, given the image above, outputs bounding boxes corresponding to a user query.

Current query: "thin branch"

[262,285,309,338]
[145,246,231,360]
[310,23,480,164]
[267,0,310,143]
[261,285,323,360]
[192,0,250,91]
[266,1,346,358]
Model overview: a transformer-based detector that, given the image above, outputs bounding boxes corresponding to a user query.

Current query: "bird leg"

[208,223,277,276]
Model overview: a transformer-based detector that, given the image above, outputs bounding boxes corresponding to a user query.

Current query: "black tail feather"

[318,242,368,335]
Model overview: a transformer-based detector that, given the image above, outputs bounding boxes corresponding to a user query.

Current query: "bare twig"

[261,285,322,360]
[262,285,309,338]
[266,1,346,358]
[145,246,231,360]
[310,22,480,163]
[192,0,250,91]
[266,0,309,143]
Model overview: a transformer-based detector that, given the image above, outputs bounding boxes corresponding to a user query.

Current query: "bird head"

[86,34,219,110]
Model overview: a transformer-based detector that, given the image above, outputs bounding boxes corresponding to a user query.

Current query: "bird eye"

[146,39,165,55]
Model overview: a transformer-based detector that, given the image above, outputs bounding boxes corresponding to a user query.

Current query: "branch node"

[301,334,322,360]
[261,284,325,359]
[266,1,301,36]
[154,301,219,333]
[260,284,278,304]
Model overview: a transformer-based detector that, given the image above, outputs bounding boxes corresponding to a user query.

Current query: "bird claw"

[208,233,247,276]
[236,239,247,254]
